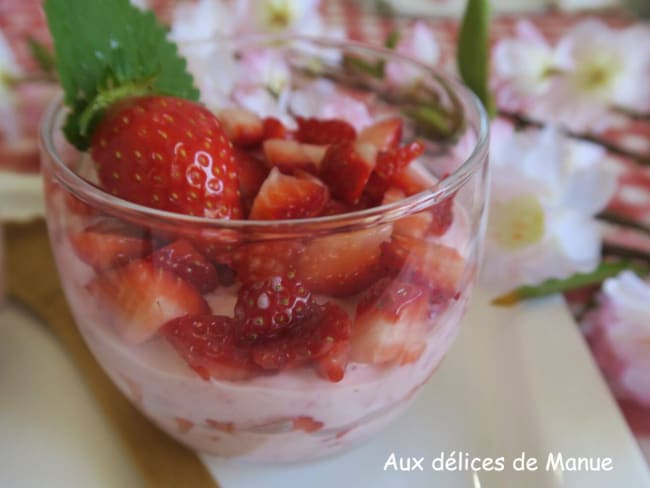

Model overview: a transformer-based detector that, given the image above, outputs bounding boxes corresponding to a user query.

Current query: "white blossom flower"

[170,0,239,111]
[385,21,440,86]
[491,20,571,112]
[234,0,336,38]
[239,49,291,95]
[482,124,616,294]
[169,0,234,43]
[584,271,650,408]
[289,79,373,131]
[232,85,293,126]
[0,30,21,141]
[529,20,650,132]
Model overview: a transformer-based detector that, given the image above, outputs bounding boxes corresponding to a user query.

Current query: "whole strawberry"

[90,96,243,219]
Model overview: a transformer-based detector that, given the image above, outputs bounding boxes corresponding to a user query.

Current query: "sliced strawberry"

[163,315,259,381]
[375,141,425,181]
[217,107,264,147]
[382,187,433,239]
[234,149,269,214]
[234,276,313,341]
[350,278,429,364]
[296,224,392,296]
[90,96,242,219]
[69,219,152,271]
[292,417,324,432]
[319,199,352,216]
[64,193,96,217]
[228,240,304,283]
[386,167,454,235]
[382,235,465,295]
[262,117,290,140]
[262,139,327,174]
[363,172,391,205]
[319,142,377,205]
[152,240,218,294]
[249,167,329,220]
[358,117,403,151]
[88,259,210,343]
[295,117,356,145]
[315,340,351,382]
[391,165,438,196]
[429,193,455,236]
[251,302,350,372]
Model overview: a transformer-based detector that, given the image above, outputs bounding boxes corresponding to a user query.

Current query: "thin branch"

[602,244,650,265]
[499,111,650,166]
[598,211,650,236]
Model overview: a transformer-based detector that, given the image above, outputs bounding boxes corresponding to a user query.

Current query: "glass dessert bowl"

[40,36,489,463]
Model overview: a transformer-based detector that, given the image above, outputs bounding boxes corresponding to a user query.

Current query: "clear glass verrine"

[40,36,489,463]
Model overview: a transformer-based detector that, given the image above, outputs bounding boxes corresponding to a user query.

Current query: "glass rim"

[40,34,489,233]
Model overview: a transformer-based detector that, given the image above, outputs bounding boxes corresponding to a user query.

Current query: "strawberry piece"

[319,199,352,216]
[228,240,304,283]
[262,139,327,174]
[152,240,218,294]
[382,235,465,295]
[70,219,152,271]
[429,193,455,236]
[262,117,290,140]
[249,167,329,220]
[88,259,210,343]
[90,96,242,219]
[375,141,425,181]
[295,117,356,145]
[292,417,324,432]
[163,315,259,381]
[358,117,403,151]
[251,302,350,371]
[217,107,264,147]
[234,149,269,214]
[360,142,425,204]
[234,276,313,341]
[315,340,351,382]
[296,225,392,296]
[382,187,433,239]
[363,173,391,205]
[391,165,438,196]
[319,142,377,205]
[351,278,429,364]
[387,166,454,235]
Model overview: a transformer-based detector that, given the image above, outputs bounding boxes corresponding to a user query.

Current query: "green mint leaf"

[44,0,199,150]
[27,38,56,74]
[457,0,495,118]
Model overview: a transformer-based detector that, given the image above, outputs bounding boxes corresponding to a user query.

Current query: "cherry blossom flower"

[481,124,616,294]
[584,271,650,408]
[238,49,291,95]
[491,20,571,112]
[385,21,440,86]
[529,20,650,133]
[232,85,293,125]
[0,29,21,140]
[169,0,239,111]
[169,0,235,44]
[492,19,650,133]
[234,0,342,38]
[289,79,373,131]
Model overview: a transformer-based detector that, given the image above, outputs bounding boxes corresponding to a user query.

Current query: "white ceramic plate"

[1,288,648,487]
[0,171,44,222]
